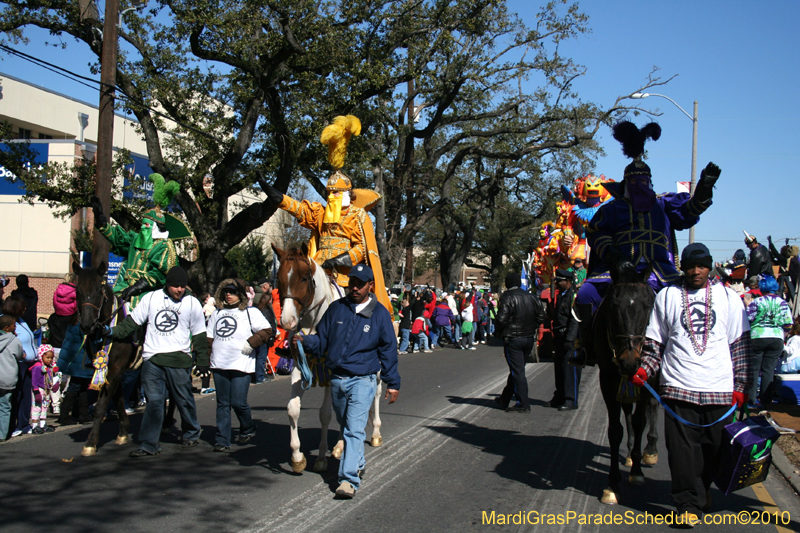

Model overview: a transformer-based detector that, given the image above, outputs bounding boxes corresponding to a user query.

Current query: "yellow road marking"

[750,482,793,533]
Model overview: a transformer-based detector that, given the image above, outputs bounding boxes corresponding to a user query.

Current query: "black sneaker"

[181,439,199,448]
[44,425,56,433]
[32,426,45,435]
[129,448,159,457]
[236,432,255,444]
[213,444,231,452]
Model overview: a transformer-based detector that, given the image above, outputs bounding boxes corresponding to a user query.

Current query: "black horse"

[593,267,659,504]
[73,261,138,456]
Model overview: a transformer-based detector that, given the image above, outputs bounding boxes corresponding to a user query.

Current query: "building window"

[38,133,52,139]
[18,128,32,139]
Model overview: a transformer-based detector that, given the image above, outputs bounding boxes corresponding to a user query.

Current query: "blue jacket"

[56,325,94,379]
[302,294,401,390]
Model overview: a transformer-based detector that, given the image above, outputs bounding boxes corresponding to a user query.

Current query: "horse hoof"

[642,453,658,466]
[290,455,307,473]
[331,446,343,459]
[81,446,97,457]
[600,488,618,505]
[312,458,328,472]
[628,474,645,486]
[624,456,632,467]
[371,436,383,447]
[115,435,130,446]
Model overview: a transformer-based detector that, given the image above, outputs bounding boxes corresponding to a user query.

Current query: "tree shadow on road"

[424,417,779,518]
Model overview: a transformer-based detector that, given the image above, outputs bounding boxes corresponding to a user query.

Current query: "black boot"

[57,392,79,425]
[77,392,93,424]
[568,303,596,367]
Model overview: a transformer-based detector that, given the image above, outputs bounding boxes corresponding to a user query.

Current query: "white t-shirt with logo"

[645,282,749,393]
[207,307,270,373]
[130,290,206,361]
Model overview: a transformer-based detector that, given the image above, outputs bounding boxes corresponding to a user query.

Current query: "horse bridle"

[281,255,323,322]
[80,282,116,330]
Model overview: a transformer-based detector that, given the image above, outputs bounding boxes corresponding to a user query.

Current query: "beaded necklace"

[681,280,712,355]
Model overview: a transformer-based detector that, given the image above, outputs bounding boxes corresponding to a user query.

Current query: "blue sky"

[508,0,800,259]
[2,1,798,261]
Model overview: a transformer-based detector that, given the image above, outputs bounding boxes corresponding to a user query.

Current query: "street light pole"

[631,93,698,243]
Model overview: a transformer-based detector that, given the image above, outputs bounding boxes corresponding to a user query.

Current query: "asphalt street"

[1,341,799,532]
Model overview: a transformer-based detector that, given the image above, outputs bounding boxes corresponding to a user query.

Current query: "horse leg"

[313,385,332,472]
[369,376,383,447]
[642,396,659,465]
[82,379,115,457]
[623,408,634,467]
[628,401,647,486]
[599,372,623,504]
[287,367,307,473]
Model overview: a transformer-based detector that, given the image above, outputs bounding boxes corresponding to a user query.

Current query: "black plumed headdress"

[612,121,661,179]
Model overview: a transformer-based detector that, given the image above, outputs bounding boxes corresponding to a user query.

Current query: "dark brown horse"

[73,261,138,456]
[593,267,659,504]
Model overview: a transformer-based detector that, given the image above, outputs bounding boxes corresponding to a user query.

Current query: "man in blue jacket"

[296,264,400,499]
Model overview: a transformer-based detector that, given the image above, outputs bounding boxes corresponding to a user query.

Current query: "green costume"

[98,223,178,308]
[94,173,191,309]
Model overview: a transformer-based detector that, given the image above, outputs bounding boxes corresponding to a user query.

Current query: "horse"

[73,261,138,457]
[592,266,659,504]
[272,244,384,473]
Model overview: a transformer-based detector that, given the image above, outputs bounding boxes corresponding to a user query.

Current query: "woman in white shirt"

[207,279,273,452]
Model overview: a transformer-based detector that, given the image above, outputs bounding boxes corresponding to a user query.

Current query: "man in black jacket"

[494,272,547,413]
[10,275,38,332]
[551,269,581,411]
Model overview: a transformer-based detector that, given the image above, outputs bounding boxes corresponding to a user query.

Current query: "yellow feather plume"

[320,115,361,169]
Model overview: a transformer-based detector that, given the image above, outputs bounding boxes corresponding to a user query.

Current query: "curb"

[771,441,800,495]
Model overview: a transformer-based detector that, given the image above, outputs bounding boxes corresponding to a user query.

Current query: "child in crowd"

[30,344,60,434]
[398,299,412,354]
[0,315,24,440]
[411,314,432,353]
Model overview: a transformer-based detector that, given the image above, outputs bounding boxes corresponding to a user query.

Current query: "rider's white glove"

[241,342,254,355]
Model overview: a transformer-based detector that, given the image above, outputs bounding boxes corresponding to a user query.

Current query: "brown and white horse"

[272,244,384,473]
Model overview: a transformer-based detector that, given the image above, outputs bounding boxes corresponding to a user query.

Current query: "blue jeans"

[398,328,411,352]
[212,369,255,446]
[415,332,429,351]
[138,360,201,453]
[430,327,439,347]
[433,324,453,346]
[254,345,268,382]
[331,374,377,490]
[0,391,11,440]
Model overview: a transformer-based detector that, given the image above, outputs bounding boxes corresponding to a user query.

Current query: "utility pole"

[92,0,120,269]
[404,76,415,285]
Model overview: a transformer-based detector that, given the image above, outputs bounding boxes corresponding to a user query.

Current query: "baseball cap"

[348,264,374,282]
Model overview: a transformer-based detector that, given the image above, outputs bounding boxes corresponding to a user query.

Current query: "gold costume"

[278,192,392,314]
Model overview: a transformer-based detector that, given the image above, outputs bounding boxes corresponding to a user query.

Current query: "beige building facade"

[0,72,288,315]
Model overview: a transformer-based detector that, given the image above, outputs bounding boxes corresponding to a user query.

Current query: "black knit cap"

[505,272,521,289]
[165,266,189,287]
[681,243,713,270]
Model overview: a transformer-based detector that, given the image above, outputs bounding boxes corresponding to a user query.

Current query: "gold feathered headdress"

[321,115,360,170]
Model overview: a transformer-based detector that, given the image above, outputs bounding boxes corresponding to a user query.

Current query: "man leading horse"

[569,121,721,366]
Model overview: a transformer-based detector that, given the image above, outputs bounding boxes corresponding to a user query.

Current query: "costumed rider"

[571,121,721,366]
[743,231,772,280]
[91,173,191,308]
[258,115,393,314]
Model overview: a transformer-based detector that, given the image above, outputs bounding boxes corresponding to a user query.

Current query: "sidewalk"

[762,403,800,495]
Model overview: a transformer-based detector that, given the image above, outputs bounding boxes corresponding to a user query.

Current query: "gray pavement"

[1,341,799,532]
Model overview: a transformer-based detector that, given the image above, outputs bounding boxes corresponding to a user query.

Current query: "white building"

[0,72,289,315]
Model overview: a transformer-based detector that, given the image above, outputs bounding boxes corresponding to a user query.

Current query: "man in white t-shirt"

[107,266,209,457]
[631,243,752,526]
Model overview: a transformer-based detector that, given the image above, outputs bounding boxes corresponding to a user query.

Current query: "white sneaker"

[480,340,486,344]
[10,429,22,438]
[423,349,433,353]
[469,347,477,350]
[125,407,136,415]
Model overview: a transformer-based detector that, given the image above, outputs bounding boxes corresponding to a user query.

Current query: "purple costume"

[575,182,711,309]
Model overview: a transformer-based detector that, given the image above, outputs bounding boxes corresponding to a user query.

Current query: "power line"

[0,42,223,143]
